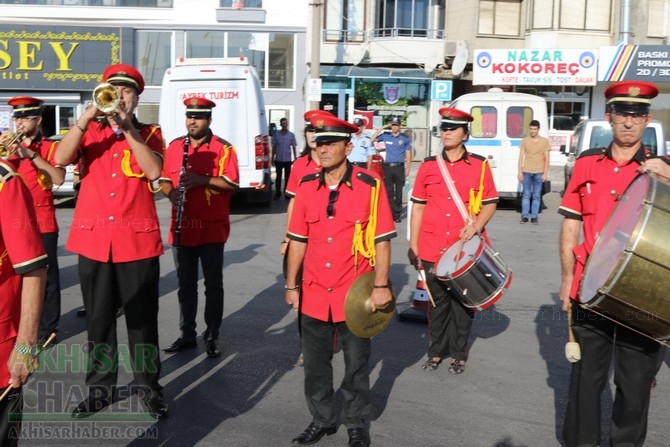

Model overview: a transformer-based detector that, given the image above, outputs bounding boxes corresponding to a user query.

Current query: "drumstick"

[0,332,57,402]
[453,238,466,273]
[417,263,436,308]
[565,302,581,363]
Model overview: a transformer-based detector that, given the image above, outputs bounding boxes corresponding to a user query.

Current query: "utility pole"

[308,0,323,110]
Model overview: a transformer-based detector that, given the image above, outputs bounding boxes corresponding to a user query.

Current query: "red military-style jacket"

[285,154,321,199]
[66,117,165,263]
[0,160,48,387]
[160,131,239,246]
[287,164,396,323]
[11,134,61,233]
[411,149,498,264]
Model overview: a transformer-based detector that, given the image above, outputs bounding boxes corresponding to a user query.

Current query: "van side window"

[590,126,612,149]
[642,127,658,156]
[507,107,532,138]
[471,106,497,138]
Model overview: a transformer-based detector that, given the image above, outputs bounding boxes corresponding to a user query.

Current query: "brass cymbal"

[344,271,395,338]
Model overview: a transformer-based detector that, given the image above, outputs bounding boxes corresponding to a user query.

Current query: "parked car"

[560,119,667,191]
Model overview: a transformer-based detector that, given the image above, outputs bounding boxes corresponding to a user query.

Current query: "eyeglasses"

[12,116,38,122]
[611,111,648,125]
[326,189,339,218]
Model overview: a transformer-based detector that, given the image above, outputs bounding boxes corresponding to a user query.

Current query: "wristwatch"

[13,344,41,357]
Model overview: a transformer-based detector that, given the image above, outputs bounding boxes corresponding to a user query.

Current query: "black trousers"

[423,261,474,362]
[563,305,665,447]
[39,232,61,340]
[300,315,370,429]
[274,161,292,197]
[0,387,21,447]
[173,243,224,341]
[382,164,405,219]
[78,255,162,399]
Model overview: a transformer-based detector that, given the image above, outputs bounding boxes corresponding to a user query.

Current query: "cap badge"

[316,119,325,129]
[443,111,451,118]
[629,86,640,97]
[190,98,198,106]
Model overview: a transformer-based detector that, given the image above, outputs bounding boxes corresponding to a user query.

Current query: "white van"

[448,89,549,199]
[159,57,271,204]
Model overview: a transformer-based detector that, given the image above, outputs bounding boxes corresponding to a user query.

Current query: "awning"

[320,65,433,81]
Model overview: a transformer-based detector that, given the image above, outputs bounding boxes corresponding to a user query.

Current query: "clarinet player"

[160,98,240,358]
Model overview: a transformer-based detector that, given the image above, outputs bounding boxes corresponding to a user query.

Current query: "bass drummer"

[559,80,670,447]
[408,107,498,374]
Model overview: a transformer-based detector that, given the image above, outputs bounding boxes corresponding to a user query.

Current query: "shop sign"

[0,25,123,91]
[598,45,670,82]
[473,49,597,86]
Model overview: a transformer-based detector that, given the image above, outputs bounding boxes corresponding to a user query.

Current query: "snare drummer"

[559,80,670,447]
[408,107,498,374]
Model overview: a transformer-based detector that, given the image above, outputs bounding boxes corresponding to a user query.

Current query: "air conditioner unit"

[444,40,467,57]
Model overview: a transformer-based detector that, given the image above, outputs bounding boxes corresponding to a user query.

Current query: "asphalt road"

[22,166,670,446]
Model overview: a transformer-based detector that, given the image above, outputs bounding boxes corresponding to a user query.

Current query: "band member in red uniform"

[55,64,168,419]
[160,98,239,358]
[285,114,396,447]
[4,96,64,347]
[409,107,498,374]
[559,81,670,447]
[0,158,47,446]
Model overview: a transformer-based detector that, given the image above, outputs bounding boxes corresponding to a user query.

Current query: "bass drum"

[580,174,670,341]
[434,236,512,311]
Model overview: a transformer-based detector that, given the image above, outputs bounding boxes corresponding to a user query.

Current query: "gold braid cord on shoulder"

[351,178,380,270]
[37,141,59,190]
[468,159,487,216]
[205,144,232,205]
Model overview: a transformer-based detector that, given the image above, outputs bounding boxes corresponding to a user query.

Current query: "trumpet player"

[4,96,64,349]
[159,97,239,358]
[55,64,168,420]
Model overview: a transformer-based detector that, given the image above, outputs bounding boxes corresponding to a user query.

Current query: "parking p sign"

[431,80,453,101]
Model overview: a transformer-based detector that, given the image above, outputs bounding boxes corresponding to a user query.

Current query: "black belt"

[352,162,368,168]
[384,162,404,167]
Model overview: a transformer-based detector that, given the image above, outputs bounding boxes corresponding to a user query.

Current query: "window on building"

[559,0,610,31]
[186,31,225,58]
[530,0,553,29]
[375,0,431,38]
[136,31,172,86]
[325,0,365,42]
[478,0,522,36]
[220,0,262,7]
[648,0,670,36]
[268,34,295,89]
[3,1,173,6]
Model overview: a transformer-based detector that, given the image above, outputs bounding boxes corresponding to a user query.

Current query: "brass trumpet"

[0,131,25,159]
[92,83,120,114]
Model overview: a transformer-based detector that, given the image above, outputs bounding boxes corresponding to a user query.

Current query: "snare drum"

[434,236,512,310]
[580,174,670,341]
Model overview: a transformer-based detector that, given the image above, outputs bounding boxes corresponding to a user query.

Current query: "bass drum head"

[579,174,649,303]
[435,236,482,279]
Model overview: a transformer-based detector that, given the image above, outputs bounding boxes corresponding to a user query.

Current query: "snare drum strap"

[435,155,472,225]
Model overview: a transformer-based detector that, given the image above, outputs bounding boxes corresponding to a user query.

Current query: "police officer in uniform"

[4,96,64,346]
[409,107,498,375]
[347,117,374,169]
[0,157,47,446]
[559,80,670,447]
[160,98,240,358]
[285,114,396,447]
[55,63,168,419]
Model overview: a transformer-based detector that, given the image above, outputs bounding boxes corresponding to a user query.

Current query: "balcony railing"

[323,28,444,42]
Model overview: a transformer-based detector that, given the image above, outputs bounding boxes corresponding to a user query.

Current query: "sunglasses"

[327,189,339,218]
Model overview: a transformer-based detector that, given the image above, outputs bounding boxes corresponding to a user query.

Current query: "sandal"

[421,358,442,371]
[448,360,465,375]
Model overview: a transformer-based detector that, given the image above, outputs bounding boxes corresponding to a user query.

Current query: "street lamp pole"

[309,0,323,111]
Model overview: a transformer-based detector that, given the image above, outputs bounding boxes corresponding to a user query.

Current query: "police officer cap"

[304,110,334,132]
[438,107,474,130]
[353,117,365,126]
[389,116,401,126]
[102,63,145,95]
[605,80,658,114]
[8,96,44,118]
[184,97,216,118]
[312,114,359,143]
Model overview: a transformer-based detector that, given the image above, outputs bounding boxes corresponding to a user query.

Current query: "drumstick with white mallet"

[0,332,57,402]
[565,301,581,363]
[417,261,436,308]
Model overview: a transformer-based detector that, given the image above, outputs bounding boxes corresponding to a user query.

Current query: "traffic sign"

[431,80,453,101]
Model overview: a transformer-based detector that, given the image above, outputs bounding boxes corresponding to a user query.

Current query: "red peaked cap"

[102,64,145,94]
[304,110,334,132]
[605,80,658,113]
[311,114,359,143]
[438,107,474,130]
[184,97,216,116]
[8,96,44,117]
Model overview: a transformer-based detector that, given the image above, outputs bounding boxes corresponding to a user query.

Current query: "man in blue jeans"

[517,119,550,224]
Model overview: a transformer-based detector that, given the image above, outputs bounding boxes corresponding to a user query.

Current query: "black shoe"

[144,394,168,420]
[292,422,337,445]
[531,218,538,225]
[347,428,370,447]
[205,339,221,358]
[71,395,111,419]
[394,218,402,223]
[520,217,529,224]
[76,307,87,317]
[163,337,197,353]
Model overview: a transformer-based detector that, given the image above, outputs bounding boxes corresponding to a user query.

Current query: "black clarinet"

[173,135,190,248]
